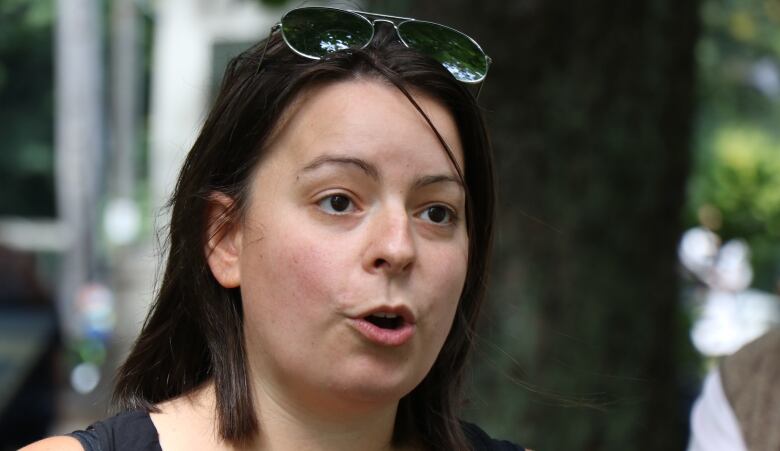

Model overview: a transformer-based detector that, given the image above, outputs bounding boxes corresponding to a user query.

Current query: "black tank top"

[68,410,525,450]
[68,410,162,451]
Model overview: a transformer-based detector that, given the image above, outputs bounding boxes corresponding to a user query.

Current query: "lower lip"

[348,318,415,346]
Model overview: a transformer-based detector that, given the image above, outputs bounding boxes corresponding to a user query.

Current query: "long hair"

[113,24,495,451]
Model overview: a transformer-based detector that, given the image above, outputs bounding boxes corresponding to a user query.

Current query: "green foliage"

[0,0,53,31]
[255,0,289,7]
[690,125,780,287]
[698,127,780,232]
[0,0,56,217]
[688,0,780,289]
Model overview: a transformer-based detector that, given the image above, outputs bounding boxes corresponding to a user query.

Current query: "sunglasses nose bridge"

[369,18,402,41]
[371,18,396,26]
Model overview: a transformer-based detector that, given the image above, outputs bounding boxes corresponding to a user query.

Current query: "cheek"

[422,244,468,342]
[239,222,347,321]
[238,231,338,375]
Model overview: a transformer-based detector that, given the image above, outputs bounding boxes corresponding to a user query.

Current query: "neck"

[248,376,405,451]
[152,381,415,451]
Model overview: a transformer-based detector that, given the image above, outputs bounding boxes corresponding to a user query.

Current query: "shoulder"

[461,422,527,451]
[720,328,780,415]
[719,328,780,451]
[722,327,780,374]
[148,385,224,451]
[20,436,84,451]
[26,410,161,451]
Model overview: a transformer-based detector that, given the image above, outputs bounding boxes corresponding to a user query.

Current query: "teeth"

[373,312,398,319]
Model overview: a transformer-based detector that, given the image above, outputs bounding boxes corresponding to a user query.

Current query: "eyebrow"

[299,154,464,189]
[412,174,464,190]
[300,155,380,180]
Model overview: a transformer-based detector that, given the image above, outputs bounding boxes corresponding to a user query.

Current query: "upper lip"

[356,305,417,325]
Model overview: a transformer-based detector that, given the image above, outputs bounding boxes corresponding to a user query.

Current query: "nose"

[363,205,416,275]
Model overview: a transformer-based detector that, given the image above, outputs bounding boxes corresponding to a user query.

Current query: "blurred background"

[1,0,779,449]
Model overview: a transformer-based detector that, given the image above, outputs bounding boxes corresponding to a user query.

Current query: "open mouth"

[364,313,404,330]
[350,310,415,346]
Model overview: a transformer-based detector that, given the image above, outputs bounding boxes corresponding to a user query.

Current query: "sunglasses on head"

[268,7,491,85]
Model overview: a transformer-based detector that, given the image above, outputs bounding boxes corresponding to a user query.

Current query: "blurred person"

[0,245,60,450]
[688,327,780,451]
[23,7,525,451]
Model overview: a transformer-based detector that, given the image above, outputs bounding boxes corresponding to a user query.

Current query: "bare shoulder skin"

[150,383,229,451]
[19,385,222,451]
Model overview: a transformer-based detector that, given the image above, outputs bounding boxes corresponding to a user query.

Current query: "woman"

[25,7,523,451]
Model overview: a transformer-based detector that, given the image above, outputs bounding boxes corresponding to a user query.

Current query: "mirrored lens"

[398,21,488,83]
[281,8,373,58]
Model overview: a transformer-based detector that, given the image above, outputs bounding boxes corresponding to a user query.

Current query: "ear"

[205,193,242,288]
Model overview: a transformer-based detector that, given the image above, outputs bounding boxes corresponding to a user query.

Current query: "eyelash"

[315,193,459,226]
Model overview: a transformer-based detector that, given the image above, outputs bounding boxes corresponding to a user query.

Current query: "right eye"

[317,194,355,215]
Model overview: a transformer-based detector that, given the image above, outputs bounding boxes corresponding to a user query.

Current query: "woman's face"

[209,79,468,412]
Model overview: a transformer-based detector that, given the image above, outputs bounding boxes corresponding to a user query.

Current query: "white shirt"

[688,368,748,451]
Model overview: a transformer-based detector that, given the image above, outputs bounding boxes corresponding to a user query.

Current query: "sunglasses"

[269,7,491,85]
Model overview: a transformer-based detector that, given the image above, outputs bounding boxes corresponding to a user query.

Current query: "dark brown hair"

[113,23,495,451]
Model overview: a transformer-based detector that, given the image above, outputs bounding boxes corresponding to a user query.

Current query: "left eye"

[420,205,455,225]
[317,194,355,214]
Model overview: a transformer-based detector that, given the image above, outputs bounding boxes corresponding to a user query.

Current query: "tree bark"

[402,1,700,449]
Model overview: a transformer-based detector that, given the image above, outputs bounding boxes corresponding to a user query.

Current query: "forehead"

[262,79,465,174]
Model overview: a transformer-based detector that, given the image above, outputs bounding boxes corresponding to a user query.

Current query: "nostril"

[373,258,389,269]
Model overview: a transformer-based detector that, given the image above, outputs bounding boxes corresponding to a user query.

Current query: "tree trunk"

[55,0,104,335]
[403,1,700,449]
[110,0,141,200]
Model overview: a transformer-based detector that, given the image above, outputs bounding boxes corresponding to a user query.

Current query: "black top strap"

[67,410,522,451]
[67,410,161,451]
[462,421,526,451]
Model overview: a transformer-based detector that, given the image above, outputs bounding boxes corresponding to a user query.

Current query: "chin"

[334,384,413,409]
[325,366,424,407]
